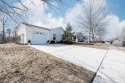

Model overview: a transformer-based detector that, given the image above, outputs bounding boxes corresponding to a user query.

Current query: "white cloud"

[106,14,125,39]
[14,0,125,40]
[15,0,66,28]
[64,0,125,40]
[65,0,108,31]
[65,3,86,32]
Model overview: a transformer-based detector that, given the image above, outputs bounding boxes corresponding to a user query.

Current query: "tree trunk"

[88,29,91,43]
[9,33,10,42]
[2,22,5,43]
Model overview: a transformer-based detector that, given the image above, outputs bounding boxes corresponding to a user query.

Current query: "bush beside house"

[61,23,74,44]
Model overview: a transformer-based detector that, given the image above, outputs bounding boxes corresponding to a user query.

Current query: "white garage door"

[31,32,47,45]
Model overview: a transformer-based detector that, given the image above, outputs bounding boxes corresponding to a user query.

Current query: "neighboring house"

[112,39,123,46]
[73,32,87,42]
[16,23,64,44]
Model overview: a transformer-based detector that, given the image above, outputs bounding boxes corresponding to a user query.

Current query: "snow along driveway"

[30,44,125,83]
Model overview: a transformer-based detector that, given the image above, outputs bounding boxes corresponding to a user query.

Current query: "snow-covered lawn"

[30,44,125,83]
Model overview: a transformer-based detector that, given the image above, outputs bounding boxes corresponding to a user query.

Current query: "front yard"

[0,43,94,83]
[74,43,108,50]
[117,46,125,52]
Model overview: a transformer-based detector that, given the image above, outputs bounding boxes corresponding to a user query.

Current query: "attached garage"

[16,23,50,44]
[16,23,64,45]
[31,32,47,44]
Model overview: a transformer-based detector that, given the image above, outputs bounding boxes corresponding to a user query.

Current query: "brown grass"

[117,46,125,52]
[0,43,95,83]
[75,43,108,50]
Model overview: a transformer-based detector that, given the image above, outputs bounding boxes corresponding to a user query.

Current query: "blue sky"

[3,0,125,23]
[56,0,125,40]
[54,0,125,21]
[52,0,78,17]
[107,0,125,20]
[5,0,125,26]
[52,0,125,40]
[1,0,125,39]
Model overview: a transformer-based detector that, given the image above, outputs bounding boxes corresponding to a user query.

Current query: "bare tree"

[0,0,64,14]
[0,0,65,22]
[6,28,12,42]
[122,27,125,40]
[0,0,28,22]
[0,16,8,43]
[12,26,20,43]
[96,27,107,41]
[0,0,82,23]
[76,0,110,43]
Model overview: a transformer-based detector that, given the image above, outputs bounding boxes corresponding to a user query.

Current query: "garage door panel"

[31,32,47,45]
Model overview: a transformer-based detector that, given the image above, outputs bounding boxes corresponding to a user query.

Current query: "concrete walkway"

[108,45,119,50]
[30,44,107,72]
[93,45,125,83]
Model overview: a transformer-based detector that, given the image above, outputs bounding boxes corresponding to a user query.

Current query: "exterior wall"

[17,24,27,43]
[17,24,64,44]
[77,33,84,42]
[50,28,64,41]
[26,25,50,44]
[74,33,84,42]
[74,33,87,42]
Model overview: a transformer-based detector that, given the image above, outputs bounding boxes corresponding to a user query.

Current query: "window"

[53,34,56,40]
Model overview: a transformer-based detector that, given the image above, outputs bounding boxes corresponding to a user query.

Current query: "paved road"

[30,44,125,83]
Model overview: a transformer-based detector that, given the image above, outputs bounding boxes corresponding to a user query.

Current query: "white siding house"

[50,27,64,41]
[16,23,64,44]
[73,32,87,42]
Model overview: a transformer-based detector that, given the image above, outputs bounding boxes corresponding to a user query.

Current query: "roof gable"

[22,23,51,31]
[51,27,64,31]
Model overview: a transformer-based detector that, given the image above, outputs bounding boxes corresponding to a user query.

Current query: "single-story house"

[112,39,123,46]
[73,32,87,42]
[16,23,64,44]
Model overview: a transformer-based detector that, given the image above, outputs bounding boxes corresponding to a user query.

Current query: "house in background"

[73,32,87,42]
[16,23,64,44]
